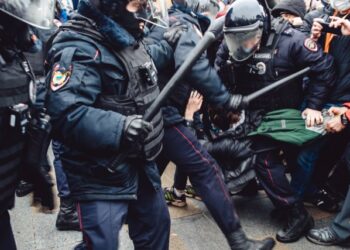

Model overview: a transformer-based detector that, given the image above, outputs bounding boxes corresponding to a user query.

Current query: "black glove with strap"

[225,94,244,111]
[163,22,188,47]
[123,115,153,143]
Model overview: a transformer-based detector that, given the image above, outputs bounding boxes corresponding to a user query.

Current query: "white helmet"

[0,0,55,29]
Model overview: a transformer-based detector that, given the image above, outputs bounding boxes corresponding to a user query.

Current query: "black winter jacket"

[46,5,173,201]
[146,7,231,126]
[215,22,336,111]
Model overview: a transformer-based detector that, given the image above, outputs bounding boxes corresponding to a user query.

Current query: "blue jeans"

[52,140,70,198]
[291,103,341,199]
[291,137,328,199]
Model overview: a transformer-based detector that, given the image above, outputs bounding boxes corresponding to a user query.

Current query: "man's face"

[280,12,297,22]
[242,34,261,53]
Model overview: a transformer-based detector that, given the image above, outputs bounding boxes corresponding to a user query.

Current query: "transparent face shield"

[128,0,170,28]
[0,0,55,29]
[198,0,220,20]
[224,22,263,62]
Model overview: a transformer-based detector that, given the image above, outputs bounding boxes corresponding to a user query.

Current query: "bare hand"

[311,19,324,41]
[329,16,350,36]
[328,106,348,116]
[326,116,345,133]
[302,108,323,127]
[185,91,203,120]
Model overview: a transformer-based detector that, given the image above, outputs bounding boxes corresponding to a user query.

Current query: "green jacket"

[249,109,324,146]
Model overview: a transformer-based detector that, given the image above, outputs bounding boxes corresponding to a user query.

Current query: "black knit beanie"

[271,0,307,18]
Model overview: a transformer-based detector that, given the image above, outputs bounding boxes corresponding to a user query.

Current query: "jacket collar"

[77,0,136,50]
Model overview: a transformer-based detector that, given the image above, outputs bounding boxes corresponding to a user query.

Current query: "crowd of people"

[1,0,350,249]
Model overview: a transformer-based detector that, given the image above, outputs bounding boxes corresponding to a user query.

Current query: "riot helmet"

[223,0,268,62]
[0,0,55,29]
[173,0,215,13]
[198,0,220,20]
[265,0,281,9]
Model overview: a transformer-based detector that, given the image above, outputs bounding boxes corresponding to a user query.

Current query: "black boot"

[276,203,314,243]
[226,228,275,250]
[16,180,34,197]
[56,197,80,231]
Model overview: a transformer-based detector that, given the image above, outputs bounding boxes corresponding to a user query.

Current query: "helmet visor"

[130,0,169,28]
[224,23,263,62]
[198,0,220,20]
[0,0,55,29]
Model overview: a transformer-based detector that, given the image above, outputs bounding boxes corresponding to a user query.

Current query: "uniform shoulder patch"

[50,63,72,91]
[304,38,318,52]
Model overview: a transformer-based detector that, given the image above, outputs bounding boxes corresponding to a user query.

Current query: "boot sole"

[56,226,80,231]
[185,193,202,201]
[169,200,187,207]
[56,224,81,231]
[16,190,33,197]
[276,215,314,243]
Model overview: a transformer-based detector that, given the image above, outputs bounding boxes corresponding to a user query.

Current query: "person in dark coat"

[146,0,276,249]
[290,1,350,213]
[0,1,55,249]
[271,0,310,34]
[216,0,336,243]
[45,0,176,248]
[307,102,350,246]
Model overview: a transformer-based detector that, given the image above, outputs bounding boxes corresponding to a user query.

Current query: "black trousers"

[332,140,350,239]
[253,137,298,208]
[76,170,170,250]
[0,211,16,250]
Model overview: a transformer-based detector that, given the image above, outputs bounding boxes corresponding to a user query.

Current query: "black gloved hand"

[225,94,243,111]
[163,22,188,47]
[123,115,153,143]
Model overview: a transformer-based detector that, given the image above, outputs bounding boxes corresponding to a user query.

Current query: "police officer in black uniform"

[0,1,55,250]
[217,0,336,243]
[146,0,275,249]
[45,0,175,249]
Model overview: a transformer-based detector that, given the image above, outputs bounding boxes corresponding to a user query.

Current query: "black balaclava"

[100,0,144,39]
